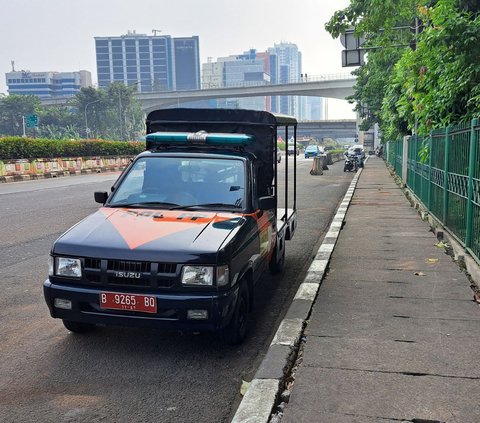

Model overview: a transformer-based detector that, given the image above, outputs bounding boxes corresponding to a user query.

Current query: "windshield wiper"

[169,203,242,211]
[108,201,180,209]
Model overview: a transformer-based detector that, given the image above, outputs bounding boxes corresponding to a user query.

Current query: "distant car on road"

[304,145,324,158]
[287,145,299,156]
[346,144,365,159]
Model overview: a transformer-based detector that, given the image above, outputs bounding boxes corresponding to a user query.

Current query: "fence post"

[465,118,478,248]
[427,132,433,211]
[413,136,418,193]
[443,126,451,225]
[402,136,409,186]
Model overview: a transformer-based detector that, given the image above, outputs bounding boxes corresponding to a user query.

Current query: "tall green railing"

[394,119,480,264]
[386,139,404,178]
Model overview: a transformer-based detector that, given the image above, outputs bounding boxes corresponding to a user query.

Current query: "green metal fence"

[399,119,480,264]
[386,139,404,178]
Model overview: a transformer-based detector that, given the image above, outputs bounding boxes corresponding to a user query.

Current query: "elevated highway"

[297,120,356,141]
[139,75,355,113]
[41,74,355,114]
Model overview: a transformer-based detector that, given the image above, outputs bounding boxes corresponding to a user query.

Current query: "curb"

[231,163,365,423]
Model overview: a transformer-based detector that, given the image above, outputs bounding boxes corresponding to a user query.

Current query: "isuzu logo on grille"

[114,271,142,279]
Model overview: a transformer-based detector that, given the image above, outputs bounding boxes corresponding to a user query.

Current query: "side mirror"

[258,196,275,210]
[94,191,108,204]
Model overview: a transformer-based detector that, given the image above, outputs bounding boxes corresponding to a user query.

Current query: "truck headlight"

[181,266,213,286]
[55,257,82,278]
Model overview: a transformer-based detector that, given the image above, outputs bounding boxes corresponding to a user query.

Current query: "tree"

[105,82,144,141]
[383,0,480,135]
[74,84,144,140]
[0,85,145,140]
[0,95,42,136]
[327,0,480,140]
[73,86,108,138]
[37,106,80,140]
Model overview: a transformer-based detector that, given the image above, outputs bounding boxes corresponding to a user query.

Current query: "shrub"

[0,137,145,160]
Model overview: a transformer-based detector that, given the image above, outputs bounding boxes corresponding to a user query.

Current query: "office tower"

[268,42,302,116]
[5,70,92,98]
[95,31,200,93]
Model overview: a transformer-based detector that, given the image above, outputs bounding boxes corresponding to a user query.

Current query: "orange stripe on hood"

[100,208,235,250]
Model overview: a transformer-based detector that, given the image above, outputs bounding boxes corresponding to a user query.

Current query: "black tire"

[62,320,96,334]
[221,283,249,345]
[269,242,285,274]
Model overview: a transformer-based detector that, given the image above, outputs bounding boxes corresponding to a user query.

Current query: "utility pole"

[118,91,123,140]
[84,99,101,138]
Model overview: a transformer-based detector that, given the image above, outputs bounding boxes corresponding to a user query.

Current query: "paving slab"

[300,336,480,378]
[310,277,473,300]
[312,290,480,321]
[305,310,480,343]
[283,368,480,423]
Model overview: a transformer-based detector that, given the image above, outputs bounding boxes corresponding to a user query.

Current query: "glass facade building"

[200,44,302,117]
[173,37,200,91]
[201,49,273,111]
[95,32,200,93]
[6,70,92,98]
[268,42,302,116]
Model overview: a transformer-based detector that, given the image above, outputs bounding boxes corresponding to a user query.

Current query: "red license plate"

[99,292,157,314]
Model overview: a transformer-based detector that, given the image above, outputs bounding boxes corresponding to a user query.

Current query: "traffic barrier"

[309,156,325,175]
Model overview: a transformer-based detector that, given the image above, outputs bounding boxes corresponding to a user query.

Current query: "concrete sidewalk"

[281,157,480,423]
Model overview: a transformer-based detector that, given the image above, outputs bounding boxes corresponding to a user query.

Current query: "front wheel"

[221,283,249,345]
[62,320,96,334]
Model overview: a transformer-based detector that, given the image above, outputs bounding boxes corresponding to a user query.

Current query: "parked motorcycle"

[343,154,357,172]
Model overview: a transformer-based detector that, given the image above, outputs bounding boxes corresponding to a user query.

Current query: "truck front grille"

[83,258,177,289]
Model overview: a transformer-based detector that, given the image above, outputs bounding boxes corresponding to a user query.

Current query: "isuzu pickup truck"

[44,108,298,344]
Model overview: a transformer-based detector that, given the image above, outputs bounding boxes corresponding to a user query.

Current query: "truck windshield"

[109,156,246,210]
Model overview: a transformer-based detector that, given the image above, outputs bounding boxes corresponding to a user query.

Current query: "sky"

[0,0,354,119]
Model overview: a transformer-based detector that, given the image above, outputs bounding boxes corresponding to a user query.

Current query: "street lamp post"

[84,99,101,138]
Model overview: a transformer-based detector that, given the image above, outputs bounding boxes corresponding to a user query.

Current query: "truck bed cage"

[146,108,298,219]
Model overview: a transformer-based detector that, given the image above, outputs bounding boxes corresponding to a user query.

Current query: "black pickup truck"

[44,108,298,344]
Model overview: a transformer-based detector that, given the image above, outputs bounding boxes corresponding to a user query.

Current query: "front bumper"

[43,279,238,332]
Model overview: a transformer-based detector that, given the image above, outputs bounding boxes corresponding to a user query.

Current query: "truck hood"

[53,207,244,263]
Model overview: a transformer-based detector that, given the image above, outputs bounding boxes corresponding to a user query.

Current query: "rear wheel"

[62,320,96,334]
[221,283,249,345]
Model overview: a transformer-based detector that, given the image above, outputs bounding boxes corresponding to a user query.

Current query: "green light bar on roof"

[146,131,253,147]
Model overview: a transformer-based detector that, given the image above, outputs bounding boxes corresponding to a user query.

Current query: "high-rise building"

[201,49,271,111]
[5,70,92,98]
[268,42,302,116]
[95,31,200,93]
[202,58,224,89]
[304,97,325,120]
[173,37,201,91]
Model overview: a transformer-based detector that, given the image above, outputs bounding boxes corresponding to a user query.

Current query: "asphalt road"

[0,157,353,423]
